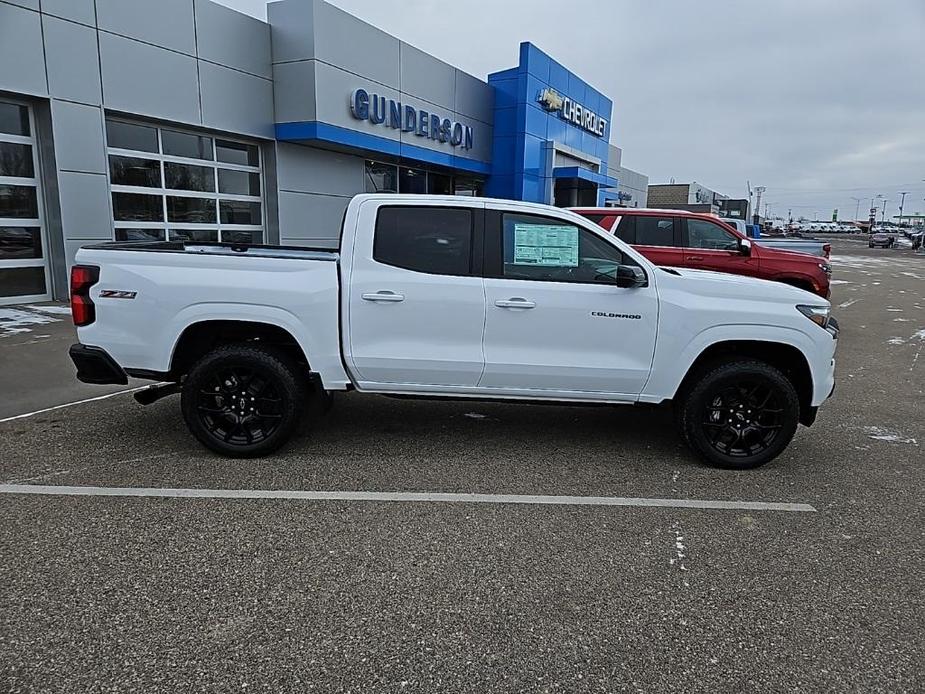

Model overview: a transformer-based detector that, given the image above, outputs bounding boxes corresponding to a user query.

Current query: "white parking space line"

[0,484,816,512]
[0,387,148,423]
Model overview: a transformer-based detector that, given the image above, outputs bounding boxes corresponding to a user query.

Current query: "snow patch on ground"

[669,522,689,587]
[830,279,852,285]
[886,308,903,312]
[888,337,905,345]
[893,318,911,322]
[838,298,860,308]
[863,426,917,445]
[913,329,925,341]
[900,271,923,280]
[464,412,488,420]
[25,304,72,315]
[0,307,62,337]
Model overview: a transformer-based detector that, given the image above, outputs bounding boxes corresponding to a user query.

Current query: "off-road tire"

[677,359,800,470]
[181,344,306,457]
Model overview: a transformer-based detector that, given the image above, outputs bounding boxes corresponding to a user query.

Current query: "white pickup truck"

[69,194,837,469]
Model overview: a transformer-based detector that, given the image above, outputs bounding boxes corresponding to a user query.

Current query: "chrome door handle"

[495,298,536,309]
[688,255,704,261]
[362,291,405,302]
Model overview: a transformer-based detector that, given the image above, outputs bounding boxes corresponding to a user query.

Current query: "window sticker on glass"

[512,224,579,267]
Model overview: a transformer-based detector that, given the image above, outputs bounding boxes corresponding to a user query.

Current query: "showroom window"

[0,100,49,303]
[105,119,264,244]
[364,160,483,197]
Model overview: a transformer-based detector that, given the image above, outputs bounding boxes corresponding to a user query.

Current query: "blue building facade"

[486,43,618,206]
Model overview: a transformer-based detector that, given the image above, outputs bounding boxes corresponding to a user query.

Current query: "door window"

[373,206,473,276]
[687,219,739,250]
[498,212,627,284]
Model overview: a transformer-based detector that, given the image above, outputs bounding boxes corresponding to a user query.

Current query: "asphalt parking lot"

[1,237,922,692]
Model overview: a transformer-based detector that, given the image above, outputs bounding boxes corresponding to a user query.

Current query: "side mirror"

[739,238,752,256]
[616,264,647,288]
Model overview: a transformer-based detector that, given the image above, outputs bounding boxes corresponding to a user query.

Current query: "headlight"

[797,304,830,329]
[818,262,832,275]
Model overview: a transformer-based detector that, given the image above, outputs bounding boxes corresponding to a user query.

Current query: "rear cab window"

[616,215,679,247]
[373,206,475,276]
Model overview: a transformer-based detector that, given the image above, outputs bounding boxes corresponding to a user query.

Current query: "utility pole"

[851,197,862,221]
[753,186,765,225]
[788,208,792,223]
[881,198,888,223]
[747,180,753,222]
[898,191,909,227]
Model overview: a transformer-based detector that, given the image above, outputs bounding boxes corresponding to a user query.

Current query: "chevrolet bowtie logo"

[537,88,564,111]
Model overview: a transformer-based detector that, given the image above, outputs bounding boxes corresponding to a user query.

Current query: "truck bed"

[82,240,338,262]
[73,240,348,389]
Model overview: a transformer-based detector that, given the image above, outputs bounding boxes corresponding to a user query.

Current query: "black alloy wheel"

[181,344,306,457]
[677,359,800,470]
[701,382,784,458]
[196,366,284,446]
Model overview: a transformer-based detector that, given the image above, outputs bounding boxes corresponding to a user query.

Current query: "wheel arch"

[674,340,814,425]
[169,319,312,381]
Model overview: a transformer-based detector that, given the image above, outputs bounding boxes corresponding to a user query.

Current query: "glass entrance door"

[0,100,49,305]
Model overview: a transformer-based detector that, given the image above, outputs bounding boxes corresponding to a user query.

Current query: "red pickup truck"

[573,208,832,298]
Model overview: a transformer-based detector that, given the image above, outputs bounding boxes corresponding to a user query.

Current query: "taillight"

[70,265,100,326]
[823,243,831,258]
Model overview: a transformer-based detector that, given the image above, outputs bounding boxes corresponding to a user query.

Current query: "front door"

[346,202,486,387]
[0,100,50,305]
[480,209,658,396]
[682,217,760,277]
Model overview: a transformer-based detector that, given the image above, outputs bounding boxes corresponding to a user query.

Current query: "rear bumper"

[69,344,128,385]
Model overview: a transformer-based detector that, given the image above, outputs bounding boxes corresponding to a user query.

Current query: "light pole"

[881,198,888,224]
[898,192,909,227]
[851,196,862,221]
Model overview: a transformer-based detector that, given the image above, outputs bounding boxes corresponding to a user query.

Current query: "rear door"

[682,217,761,277]
[479,208,658,396]
[345,202,486,387]
[615,214,685,268]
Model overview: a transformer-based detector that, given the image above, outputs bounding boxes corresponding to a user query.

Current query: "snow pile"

[0,306,63,337]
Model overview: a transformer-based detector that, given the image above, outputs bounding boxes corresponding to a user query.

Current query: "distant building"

[600,146,648,208]
[718,199,749,220]
[647,182,732,215]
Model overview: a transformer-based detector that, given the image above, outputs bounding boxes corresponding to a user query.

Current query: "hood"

[657,266,827,305]
[756,244,822,262]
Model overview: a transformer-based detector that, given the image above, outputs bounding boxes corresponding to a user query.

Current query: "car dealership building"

[0,0,645,304]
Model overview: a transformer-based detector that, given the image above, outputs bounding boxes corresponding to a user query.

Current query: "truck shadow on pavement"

[1,390,719,493]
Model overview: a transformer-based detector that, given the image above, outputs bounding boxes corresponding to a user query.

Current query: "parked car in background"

[721,218,831,258]
[573,208,832,298]
[869,232,894,248]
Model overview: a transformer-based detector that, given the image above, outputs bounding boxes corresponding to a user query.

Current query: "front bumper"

[69,344,128,385]
[811,318,838,408]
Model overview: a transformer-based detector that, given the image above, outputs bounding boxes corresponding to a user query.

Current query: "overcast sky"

[218,0,925,221]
